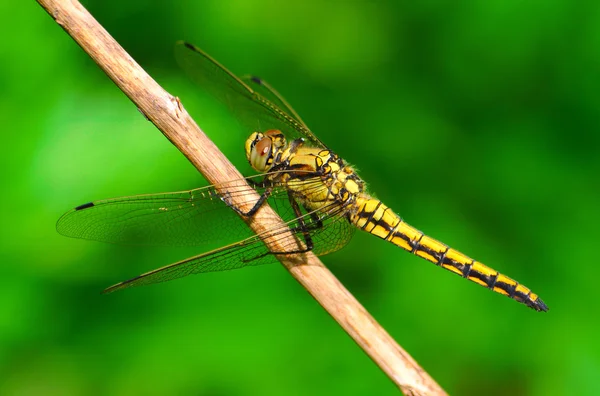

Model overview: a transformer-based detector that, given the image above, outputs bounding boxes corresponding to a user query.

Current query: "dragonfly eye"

[248,134,273,171]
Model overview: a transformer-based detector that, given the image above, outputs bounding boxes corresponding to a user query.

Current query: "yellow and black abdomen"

[349,196,548,312]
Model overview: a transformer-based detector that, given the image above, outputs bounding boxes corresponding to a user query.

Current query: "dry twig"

[36,0,447,394]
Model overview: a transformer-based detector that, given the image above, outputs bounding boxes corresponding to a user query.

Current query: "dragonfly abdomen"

[350,196,548,312]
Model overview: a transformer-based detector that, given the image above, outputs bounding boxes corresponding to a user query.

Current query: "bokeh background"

[3,1,599,395]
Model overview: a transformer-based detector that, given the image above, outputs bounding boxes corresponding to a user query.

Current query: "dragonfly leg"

[223,186,273,217]
[303,204,324,229]
[288,192,317,251]
[240,194,321,264]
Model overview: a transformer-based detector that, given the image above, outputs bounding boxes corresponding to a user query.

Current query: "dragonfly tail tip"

[532,297,549,312]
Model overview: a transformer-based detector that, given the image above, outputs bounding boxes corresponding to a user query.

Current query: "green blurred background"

[3,1,599,395]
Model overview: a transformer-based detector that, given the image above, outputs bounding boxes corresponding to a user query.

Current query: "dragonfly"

[57,42,548,312]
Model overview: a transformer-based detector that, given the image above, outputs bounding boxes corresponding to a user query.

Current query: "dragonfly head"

[245,130,287,172]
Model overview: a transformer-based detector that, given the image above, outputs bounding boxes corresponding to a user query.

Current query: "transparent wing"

[56,174,341,248]
[103,200,355,293]
[58,177,255,246]
[174,41,326,149]
[240,75,308,128]
[306,208,356,257]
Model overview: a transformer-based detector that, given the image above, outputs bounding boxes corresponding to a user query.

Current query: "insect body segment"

[348,196,548,311]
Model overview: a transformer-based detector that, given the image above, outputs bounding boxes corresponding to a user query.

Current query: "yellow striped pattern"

[349,196,548,311]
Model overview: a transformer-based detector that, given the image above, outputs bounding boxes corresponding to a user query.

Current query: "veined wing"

[57,178,253,247]
[57,173,334,247]
[102,198,355,293]
[174,41,326,149]
[240,75,307,128]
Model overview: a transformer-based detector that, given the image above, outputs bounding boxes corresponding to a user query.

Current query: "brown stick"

[36,0,447,394]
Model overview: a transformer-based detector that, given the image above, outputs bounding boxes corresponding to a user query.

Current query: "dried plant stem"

[36,0,447,394]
